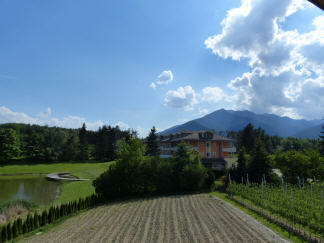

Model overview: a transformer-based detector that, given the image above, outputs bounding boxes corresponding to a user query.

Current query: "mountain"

[160,109,323,138]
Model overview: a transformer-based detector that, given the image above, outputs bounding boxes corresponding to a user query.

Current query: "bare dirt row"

[20,194,288,243]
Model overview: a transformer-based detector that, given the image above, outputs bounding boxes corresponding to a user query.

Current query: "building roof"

[159,130,233,143]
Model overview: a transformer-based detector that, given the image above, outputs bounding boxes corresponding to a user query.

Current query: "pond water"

[0,176,61,205]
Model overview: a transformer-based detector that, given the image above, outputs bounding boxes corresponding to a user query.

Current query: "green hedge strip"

[0,194,100,242]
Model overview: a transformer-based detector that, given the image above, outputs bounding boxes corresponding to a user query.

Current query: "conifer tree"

[0,226,4,243]
[22,221,28,234]
[248,139,272,182]
[146,126,160,156]
[41,210,48,226]
[34,213,40,229]
[17,218,23,234]
[78,123,89,161]
[6,223,12,241]
[320,122,324,156]
[12,221,18,238]
[235,147,247,181]
[1,225,7,243]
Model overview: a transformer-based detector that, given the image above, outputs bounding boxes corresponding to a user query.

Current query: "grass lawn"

[0,162,112,205]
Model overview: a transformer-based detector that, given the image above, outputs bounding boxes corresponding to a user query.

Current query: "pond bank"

[46,172,89,181]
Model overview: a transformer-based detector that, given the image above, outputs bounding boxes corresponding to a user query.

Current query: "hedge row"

[0,194,101,242]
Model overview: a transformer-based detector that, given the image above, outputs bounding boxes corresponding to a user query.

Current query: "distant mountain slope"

[160,109,323,138]
[293,124,323,139]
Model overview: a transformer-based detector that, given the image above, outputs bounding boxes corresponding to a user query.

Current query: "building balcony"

[222,147,236,153]
[160,147,177,151]
[160,155,172,159]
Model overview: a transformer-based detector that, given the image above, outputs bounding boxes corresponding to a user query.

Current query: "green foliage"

[0,199,36,213]
[227,182,324,238]
[146,126,160,156]
[0,128,20,162]
[248,139,272,182]
[94,139,208,199]
[320,123,324,156]
[0,123,133,163]
[78,123,89,161]
[273,149,324,183]
[6,223,11,241]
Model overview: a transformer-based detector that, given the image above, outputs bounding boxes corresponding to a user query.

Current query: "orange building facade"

[159,131,236,170]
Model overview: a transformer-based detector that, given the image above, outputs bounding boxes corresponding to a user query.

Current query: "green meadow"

[0,162,112,205]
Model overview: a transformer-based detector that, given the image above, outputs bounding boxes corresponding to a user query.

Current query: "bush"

[94,139,209,199]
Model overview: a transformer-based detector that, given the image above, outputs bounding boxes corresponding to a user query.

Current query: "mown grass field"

[0,162,112,205]
[19,194,287,243]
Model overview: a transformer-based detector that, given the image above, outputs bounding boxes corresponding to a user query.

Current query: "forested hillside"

[0,123,136,163]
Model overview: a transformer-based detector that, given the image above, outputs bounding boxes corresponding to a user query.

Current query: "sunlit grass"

[0,162,113,205]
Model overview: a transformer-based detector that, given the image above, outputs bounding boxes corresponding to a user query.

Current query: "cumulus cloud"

[164,86,198,110]
[205,0,324,119]
[201,86,225,103]
[150,70,173,89]
[0,106,105,130]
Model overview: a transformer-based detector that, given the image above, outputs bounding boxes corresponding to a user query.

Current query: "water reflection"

[0,176,61,205]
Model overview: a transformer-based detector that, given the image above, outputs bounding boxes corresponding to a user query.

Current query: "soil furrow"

[19,194,288,243]
[188,194,217,243]
[195,195,235,243]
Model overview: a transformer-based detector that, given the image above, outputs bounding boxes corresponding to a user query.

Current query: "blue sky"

[0,0,323,136]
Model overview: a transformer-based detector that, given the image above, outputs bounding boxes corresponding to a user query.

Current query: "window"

[206,152,210,158]
[213,152,217,157]
[201,152,204,156]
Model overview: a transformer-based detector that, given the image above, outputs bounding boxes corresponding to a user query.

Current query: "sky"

[0,0,323,137]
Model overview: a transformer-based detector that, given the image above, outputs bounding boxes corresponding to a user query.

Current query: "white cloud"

[150,70,174,89]
[164,85,198,110]
[114,121,129,130]
[201,86,225,103]
[205,0,324,119]
[157,70,173,85]
[37,107,52,119]
[0,106,104,130]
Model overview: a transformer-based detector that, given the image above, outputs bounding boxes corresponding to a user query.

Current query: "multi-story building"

[159,130,236,170]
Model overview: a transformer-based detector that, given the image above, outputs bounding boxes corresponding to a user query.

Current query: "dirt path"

[20,194,289,243]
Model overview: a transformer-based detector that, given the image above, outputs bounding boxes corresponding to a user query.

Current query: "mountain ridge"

[160,109,323,138]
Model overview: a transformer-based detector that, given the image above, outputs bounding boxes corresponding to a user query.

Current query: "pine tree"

[320,122,324,156]
[41,210,48,226]
[16,218,23,235]
[0,128,21,162]
[0,226,3,243]
[146,126,160,156]
[1,225,7,243]
[34,213,40,229]
[22,220,28,234]
[12,221,18,238]
[248,139,272,183]
[235,147,247,181]
[78,123,89,161]
[6,223,12,241]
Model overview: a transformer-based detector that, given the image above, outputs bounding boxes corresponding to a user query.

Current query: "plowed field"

[20,194,288,243]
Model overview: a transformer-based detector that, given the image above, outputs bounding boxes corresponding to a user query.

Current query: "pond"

[0,175,61,205]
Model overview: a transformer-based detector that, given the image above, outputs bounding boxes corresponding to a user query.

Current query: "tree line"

[0,123,136,163]
[230,122,324,184]
[93,130,215,199]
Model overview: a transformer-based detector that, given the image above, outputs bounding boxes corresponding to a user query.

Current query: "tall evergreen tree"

[248,139,272,182]
[320,121,324,156]
[78,123,89,161]
[239,123,255,153]
[235,147,247,181]
[146,126,160,156]
[0,128,20,162]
